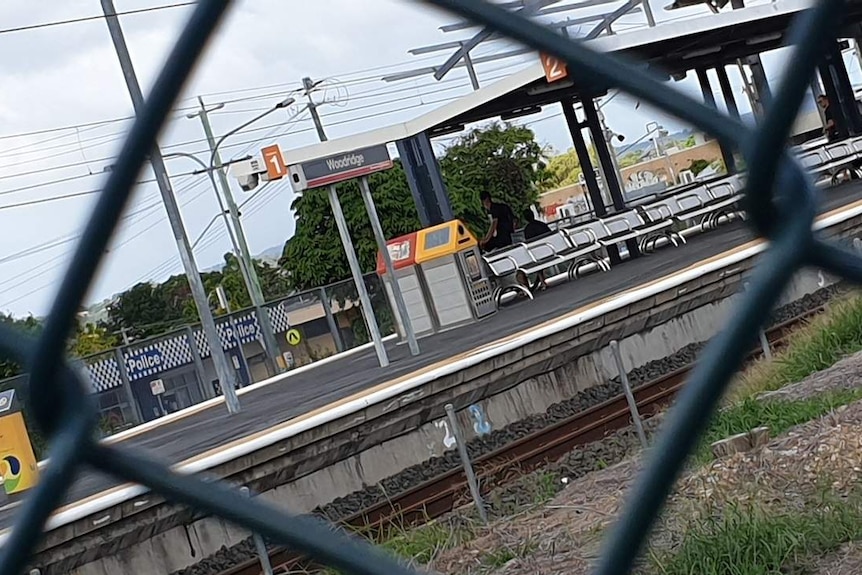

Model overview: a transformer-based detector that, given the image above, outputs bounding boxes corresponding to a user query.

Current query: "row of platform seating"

[482,133,862,306]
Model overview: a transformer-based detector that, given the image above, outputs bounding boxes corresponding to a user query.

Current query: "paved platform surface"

[9,182,862,530]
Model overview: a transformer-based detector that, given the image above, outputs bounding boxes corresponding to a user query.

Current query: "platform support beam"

[697,68,737,174]
[561,98,622,266]
[743,54,771,118]
[581,95,640,260]
[818,58,850,139]
[397,132,454,227]
[823,40,862,136]
[715,65,740,121]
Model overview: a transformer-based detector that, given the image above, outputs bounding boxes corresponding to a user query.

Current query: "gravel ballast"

[171,284,844,575]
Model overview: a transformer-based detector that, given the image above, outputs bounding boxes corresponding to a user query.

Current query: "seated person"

[522,209,552,291]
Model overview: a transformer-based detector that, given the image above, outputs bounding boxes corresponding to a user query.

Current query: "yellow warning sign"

[286,329,302,346]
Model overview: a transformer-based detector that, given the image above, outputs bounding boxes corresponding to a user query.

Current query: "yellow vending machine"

[0,388,39,498]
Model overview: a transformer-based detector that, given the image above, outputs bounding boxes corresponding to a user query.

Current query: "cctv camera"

[237,173,259,192]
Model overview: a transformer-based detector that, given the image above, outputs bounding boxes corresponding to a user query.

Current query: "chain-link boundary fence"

[0,1,857,574]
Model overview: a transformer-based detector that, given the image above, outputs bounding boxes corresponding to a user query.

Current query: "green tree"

[106,281,187,341]
[441,122,548,238]
[0,313,41,379]
[678,135,697,149]
[71,323,119,358]
[618,151,644,168]
[688,158,710,175]
[543,148,582,190]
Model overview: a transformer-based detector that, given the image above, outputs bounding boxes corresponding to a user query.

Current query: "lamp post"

[101,0,240,414]
[187,96,297,377]
[646,121,677,185]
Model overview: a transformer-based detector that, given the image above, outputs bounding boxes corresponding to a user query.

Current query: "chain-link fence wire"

[0,0,856,574]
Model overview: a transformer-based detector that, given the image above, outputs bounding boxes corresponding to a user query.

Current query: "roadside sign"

[150,379,165,395]
[261,144,287,181]
[288,144,393,191]
[286,329,302,346]
[540,53,568,83]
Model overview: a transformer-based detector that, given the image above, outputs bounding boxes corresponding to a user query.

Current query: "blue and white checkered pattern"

[193,312,260,358]
[267,302,292,334]
[86,355,123,393]
[122,333,194,381]
[82,312,267,391]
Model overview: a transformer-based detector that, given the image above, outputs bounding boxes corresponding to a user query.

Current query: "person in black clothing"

[818,95,846,142]
[522,208,552,291]
[522,208,552,240]
[479,191,529,291]
[479,191,517,252]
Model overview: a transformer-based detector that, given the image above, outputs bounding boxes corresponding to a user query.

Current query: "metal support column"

[359,176,420,356]
[744,55,772,113]
[114,348,143,425]
[827,41,862,134]
[715,65,740,120]
[462,49,481,91]
[561,99,622,265]
[396,132,454,227]
[818,59,848,138]
[184,326,213,400]
[327,185,389,367]
[100,0,240,414]
[697,68,737,174]
[582,95,640,259]
[318,287,345,353]
[193,98,282,377]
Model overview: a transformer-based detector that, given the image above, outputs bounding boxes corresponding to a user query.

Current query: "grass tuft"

[651,498,862,575]
[694,387,862,464]
[732,294,862,402]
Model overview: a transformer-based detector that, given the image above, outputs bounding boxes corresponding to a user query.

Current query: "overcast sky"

[0,0,854,318]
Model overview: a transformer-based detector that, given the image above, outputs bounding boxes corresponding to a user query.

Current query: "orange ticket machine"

[0,388,39,500]
[378,220,496,337]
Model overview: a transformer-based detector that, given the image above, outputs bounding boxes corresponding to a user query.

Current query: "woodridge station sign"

[288,144,393,191]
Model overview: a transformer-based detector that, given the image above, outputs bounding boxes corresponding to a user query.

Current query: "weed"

[651,499,862,575]
[531,471,560,504]
[732,294,862,402]
[480,538,538,570]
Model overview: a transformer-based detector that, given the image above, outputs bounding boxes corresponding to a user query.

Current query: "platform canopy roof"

[229,0,862,178]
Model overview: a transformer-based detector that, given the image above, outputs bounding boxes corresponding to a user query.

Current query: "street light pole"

[191,96,297,377]
[100,0,240,414]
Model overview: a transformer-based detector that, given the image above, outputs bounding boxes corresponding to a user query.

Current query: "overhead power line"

[0,2,196,36]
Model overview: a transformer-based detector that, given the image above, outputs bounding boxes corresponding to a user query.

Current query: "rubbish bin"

[414,219,497,331]
[376,230,436,338]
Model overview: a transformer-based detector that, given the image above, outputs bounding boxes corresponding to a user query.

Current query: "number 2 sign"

[540,53,568,84]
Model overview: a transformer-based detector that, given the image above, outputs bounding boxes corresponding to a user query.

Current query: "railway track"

[220,305,824,575]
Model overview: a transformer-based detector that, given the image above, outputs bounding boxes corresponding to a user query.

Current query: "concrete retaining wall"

[37,216,859,575]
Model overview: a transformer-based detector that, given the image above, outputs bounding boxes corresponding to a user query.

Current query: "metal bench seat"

[670,184,737,232]
[798,143,859,185]
[482,245,535,305]
[527,229,609,279]
[599,209,680,253]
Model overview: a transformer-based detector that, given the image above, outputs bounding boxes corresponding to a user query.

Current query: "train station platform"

[10,181,862,538]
